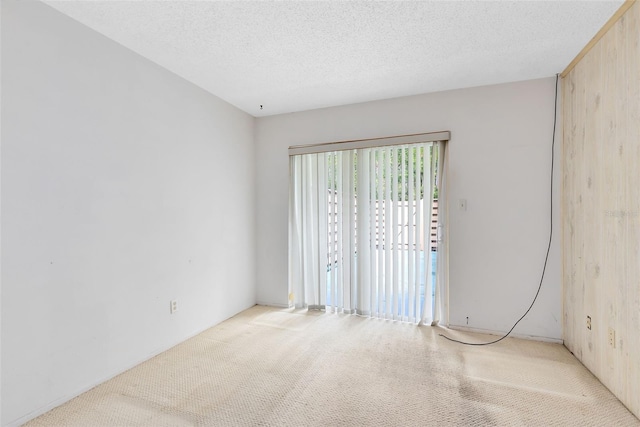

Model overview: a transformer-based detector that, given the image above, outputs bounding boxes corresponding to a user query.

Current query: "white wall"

[1,1,255,425]
[255,77,561,341]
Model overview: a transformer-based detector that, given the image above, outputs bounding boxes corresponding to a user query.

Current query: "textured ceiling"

[44,0,622,117]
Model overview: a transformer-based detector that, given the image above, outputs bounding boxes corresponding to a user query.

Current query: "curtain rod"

[288,131,450,156]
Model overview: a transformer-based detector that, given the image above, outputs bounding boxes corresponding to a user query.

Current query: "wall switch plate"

[608,327,615,348]
[170,300,178,314]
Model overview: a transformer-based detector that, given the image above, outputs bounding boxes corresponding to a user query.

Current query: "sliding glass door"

[289,136,446,325]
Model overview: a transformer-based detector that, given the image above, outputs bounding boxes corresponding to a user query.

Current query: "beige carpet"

[26,305,639,426]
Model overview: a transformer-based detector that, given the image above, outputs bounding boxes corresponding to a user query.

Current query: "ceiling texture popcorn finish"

[44,0,623,117]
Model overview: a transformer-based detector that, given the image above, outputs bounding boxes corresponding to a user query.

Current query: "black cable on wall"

[439,73,559,346]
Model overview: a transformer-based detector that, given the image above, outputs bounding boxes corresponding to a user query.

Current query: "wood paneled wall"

[563,1,640,418]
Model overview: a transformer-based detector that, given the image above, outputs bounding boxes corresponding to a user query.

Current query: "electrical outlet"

[608,328,615,348]
[587,316,591,330]
[170,300,178,314]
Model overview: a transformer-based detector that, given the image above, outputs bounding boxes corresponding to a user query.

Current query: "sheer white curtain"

[289,138,446,324]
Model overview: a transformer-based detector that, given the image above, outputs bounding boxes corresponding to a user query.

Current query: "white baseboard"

[446,324,563,344]
[256,301,289,308]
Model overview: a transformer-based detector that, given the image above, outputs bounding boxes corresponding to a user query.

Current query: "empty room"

[1,0,639,426]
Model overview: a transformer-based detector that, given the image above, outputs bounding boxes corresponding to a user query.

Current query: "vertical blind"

[289,134,447,324]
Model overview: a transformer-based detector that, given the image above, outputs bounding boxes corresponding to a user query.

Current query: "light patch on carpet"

[25,306,640,427]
